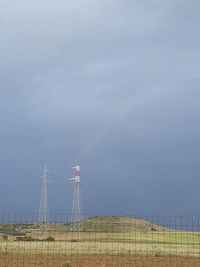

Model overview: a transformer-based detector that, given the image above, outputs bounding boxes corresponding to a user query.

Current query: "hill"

[66,216,167,233]
[0,216,167,236]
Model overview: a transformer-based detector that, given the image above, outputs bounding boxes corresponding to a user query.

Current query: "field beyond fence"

[0,213,200,266]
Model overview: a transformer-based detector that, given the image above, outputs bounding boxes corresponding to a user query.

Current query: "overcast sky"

[0,0,200,216]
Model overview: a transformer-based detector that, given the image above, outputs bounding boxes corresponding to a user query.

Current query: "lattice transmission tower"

[70,165,83,232]
[38,165,49,224]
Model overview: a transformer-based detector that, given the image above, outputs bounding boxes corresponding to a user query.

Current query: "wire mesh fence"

[0,213,200,266]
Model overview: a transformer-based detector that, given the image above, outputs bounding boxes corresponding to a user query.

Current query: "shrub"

[15,236,36,241]
[69,239,79,242]
[45,236,55,241]
[2,234,8,240]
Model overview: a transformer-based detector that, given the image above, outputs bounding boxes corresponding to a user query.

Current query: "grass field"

[1,231,200,258]
[0,216,200,259]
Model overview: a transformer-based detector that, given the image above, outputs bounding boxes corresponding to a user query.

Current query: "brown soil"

[0,254,200,267]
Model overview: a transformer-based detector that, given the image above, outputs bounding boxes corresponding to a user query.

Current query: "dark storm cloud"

[0,0,200,214]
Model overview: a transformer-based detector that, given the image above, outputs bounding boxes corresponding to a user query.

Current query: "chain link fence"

[0,213,200,266]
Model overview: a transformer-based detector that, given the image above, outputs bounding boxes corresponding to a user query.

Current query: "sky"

[0,0,200,216]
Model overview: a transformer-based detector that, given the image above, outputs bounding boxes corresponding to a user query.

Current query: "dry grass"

[1,234,200,258]
[0,217,200,259]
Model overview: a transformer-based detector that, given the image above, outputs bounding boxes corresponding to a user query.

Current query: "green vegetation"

[0,224,25,236]
[15,236,55,242]
[84,231,200,245]
[16,236,36,241]
[66,216,166,233]
[45,236,55,241]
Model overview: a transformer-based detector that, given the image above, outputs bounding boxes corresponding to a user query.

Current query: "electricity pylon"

[70,165,83,235]
[38,165,49,224]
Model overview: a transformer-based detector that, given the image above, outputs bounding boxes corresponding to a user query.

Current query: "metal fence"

[0,213,200,266]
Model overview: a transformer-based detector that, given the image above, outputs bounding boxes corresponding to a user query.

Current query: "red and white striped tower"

[70,165,83,232]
